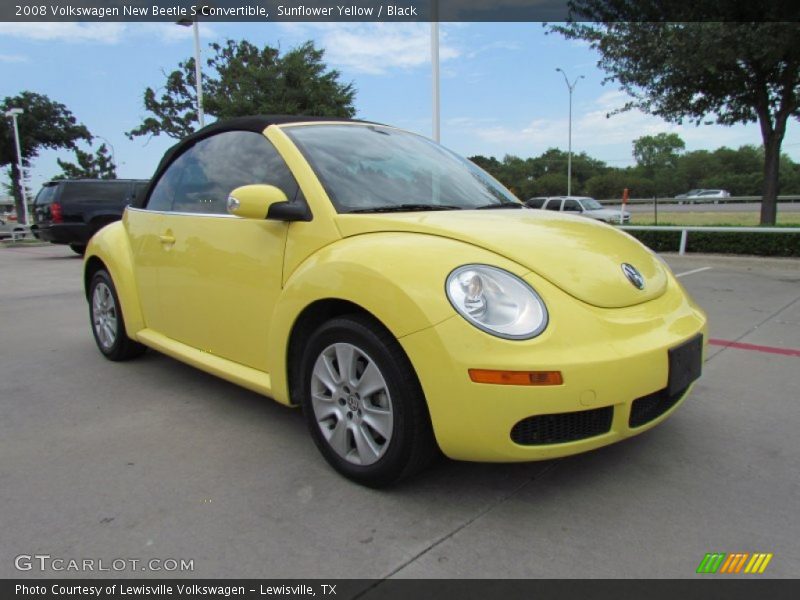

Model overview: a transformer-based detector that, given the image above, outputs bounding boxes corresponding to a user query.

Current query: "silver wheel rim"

[92,282,118,350]
[310,342,394,466]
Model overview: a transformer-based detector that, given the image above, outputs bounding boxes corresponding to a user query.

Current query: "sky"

[1,21,799,193]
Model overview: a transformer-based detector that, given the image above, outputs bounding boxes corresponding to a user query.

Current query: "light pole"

[4,107,30,226]
[176,18,205,128]
[431,22,440,143]
[555,68,583,197]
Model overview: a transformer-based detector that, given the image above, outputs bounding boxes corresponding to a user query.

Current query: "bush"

[626,228,800,257]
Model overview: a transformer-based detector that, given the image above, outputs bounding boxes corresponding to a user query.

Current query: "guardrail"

[600,195,800,205]
[619,225,800,255]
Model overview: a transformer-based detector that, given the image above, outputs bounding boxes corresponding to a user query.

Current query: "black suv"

[32,179,148,255]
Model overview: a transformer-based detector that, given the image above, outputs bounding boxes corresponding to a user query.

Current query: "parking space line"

[675,266,712,278]
[709,338,800,357]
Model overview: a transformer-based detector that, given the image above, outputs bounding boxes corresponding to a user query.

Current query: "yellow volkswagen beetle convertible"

[85,116,707,486]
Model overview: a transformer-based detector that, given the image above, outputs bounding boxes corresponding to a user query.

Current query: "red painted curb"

[709,338,800,357]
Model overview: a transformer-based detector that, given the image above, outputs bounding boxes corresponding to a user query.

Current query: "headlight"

[446,265,548,340]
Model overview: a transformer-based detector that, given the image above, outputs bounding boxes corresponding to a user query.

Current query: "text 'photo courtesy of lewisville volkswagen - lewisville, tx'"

[0,0,798,598]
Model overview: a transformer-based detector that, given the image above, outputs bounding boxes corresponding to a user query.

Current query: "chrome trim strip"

[127,206,238,219]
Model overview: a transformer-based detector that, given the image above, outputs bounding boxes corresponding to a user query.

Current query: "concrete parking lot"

[1,244,798,579]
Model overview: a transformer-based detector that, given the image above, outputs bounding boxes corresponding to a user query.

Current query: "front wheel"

[298,315,437,487]
[89,270,146,361]
[70,244,86,256]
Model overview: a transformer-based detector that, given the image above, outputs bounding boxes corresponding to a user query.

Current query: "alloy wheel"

[92,282,118,350]
[310,342,394,466]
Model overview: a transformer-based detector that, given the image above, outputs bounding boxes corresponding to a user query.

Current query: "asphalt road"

[1,245,798,580]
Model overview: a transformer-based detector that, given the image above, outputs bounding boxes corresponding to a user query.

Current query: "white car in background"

[0,214,29,240]
[681,189,731,203]
[526,196,631,224]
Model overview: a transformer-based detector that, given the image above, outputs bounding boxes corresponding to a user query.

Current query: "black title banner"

[3,0,800,22]
[5,579,800,600]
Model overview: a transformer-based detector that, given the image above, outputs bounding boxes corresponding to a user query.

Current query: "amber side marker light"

[468,369,563,386]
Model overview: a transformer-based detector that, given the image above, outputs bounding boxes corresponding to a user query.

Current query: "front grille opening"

[628,386,689,428]
[510,406,614,446]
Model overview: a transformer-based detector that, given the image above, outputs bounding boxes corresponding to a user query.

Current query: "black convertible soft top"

[140,115,377,208]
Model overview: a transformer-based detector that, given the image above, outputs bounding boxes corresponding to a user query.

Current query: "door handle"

[159,233,176,245]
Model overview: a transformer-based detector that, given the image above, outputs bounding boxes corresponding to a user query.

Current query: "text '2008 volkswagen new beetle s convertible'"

[84,116,707,487]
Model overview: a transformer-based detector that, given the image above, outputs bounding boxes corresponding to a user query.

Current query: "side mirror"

[226,184,311,222]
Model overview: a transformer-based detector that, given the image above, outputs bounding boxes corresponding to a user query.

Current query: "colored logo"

[696,552,773,574]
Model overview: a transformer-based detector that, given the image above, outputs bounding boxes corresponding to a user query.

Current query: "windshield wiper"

[346,204,464,214]
[473,203,525,210]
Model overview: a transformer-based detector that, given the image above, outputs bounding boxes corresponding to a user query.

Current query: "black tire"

[88,270,146,361]
[70,244,86,256]
[298,314,437,487]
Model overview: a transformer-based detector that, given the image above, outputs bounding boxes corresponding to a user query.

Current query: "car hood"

[335,209,667,308]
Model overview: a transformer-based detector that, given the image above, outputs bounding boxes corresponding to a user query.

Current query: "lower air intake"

[510,406,613,445]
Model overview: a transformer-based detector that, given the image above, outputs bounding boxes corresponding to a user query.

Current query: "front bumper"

[400,270,707,462]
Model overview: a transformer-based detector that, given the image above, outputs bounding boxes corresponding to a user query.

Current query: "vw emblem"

[621,263,645,290]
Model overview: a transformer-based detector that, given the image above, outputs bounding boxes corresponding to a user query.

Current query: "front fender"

[84,221,145,335]
[266,232,529,404]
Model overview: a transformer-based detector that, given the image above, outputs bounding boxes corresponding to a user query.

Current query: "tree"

[585,171,655,200]
[55,144,117,180]
[552,6,800,224]
[1,92,90,218]
[529,172,568,197]
[632,133,685,171]
[128,40,356,140]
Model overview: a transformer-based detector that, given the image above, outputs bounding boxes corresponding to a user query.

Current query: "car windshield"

[581,198,603,210]
[285,124,521,213]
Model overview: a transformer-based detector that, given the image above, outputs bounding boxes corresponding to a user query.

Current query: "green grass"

[631,211,800,226]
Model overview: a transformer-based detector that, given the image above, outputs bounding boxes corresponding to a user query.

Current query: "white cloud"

[0,54,28,63]
[278,23,459,75]
[469,88,766,162]
[134,22,219,43]
[0,22,127,43]
[0,21,216,44]
[446,116,500,127]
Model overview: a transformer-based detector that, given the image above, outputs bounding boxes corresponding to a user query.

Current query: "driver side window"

[147,131,302,214]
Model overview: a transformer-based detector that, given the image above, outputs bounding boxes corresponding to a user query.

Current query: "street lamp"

[555,68,584,196]
[4,107,31,227]
[176,17,205,128]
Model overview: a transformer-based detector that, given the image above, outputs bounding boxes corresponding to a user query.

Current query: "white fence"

[619,225,799,255]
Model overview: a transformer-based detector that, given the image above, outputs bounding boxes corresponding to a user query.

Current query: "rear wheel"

[298,314,437,487]
[89,270,146,361]
[70,243,86,256]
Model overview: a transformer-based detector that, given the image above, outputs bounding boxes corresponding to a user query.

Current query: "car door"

[562,198,582,214]
[544,198,563,211]
[142,130,304,372]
